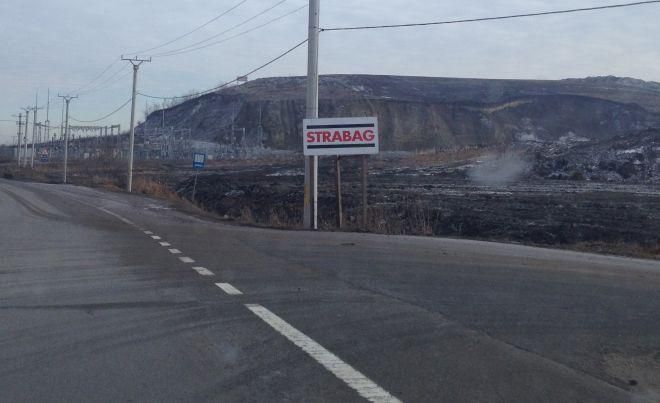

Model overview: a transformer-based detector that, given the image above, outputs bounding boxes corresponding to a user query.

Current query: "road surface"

[1,179,659,402]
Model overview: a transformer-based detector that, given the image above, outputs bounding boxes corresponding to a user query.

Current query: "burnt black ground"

[177,158,660,257]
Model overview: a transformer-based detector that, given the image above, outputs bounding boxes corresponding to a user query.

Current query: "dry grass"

[394,146,496,167]
[1,165,51,183]
[2,161,185,205]
[267,206,299,228]
[131,176,182,202]
[239,206,256,225]
[571,241,660,260]
[361,201,438,236]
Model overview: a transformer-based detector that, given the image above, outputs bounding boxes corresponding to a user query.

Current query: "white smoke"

[469,152,529,185]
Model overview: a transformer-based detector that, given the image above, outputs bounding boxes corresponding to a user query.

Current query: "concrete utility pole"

[31,108,36,168]
[304,0,320,229]
[30,94,44,168]
[45,89,51,147]
[60,97,65,143]
[122,56,151,193]
[21,108,31,167]
[14,113,22,165]
[58,94,77,184]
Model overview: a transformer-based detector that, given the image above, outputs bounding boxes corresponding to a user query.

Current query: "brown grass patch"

[395,146,496,167]
[131,176,181,201]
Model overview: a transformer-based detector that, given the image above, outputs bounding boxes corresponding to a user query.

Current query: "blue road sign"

[193,153,206,169]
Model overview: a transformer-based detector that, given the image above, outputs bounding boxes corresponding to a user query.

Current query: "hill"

[139,74,660,152]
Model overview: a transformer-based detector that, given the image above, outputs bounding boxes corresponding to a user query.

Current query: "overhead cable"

[150,0,288,57]
[140,38,308,100]
[321,1,660,31]
[125,0,248,55]
[72,58,121,93]
[79,65,131,96]
[153,4,308,58]
[70,98,132,123]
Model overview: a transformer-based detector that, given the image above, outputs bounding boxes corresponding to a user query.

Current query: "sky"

[1,0,659,144]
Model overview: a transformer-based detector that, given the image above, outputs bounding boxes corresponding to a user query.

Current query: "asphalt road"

[1,178,659,402]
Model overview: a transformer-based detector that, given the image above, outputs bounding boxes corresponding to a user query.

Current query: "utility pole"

[144,99,149,135]
[122,55,151,193]
[21,107,31,167]
[60,97,65,143]
[45,89,51,148]
[231,104,236,147]
[304,0,320,229]
[58,94,77,184]
[14,113,22,165]
[31,108,36,168]
[31,94,44,168]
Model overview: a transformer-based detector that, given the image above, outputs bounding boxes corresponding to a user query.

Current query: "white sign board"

[303,117,379,156]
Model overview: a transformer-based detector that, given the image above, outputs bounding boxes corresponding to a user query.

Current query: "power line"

[150,0,289,57]
[66,3,246,93]
[321,0,660,32]
[79,65,131,96]
[87,69,133,94]
[72,58,121,93]
[125,0,248,56]
[70,98,132,123]
[153,4,308,58]
[140,38,308,100]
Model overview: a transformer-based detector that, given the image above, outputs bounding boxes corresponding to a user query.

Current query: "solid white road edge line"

[215,283,243,295]
[169,249,182,254]
[245,304,401,403]
[192,267,214,276]
[179,257,195,263]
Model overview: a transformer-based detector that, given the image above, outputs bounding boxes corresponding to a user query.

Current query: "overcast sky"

[1,0,659,144]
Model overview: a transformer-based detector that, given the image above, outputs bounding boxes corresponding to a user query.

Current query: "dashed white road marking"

[192,267,214,276]
[215,283,243,295]
[179,256,195,263]
[245,304,401,403]
[93,196,397,402]
[151,235,162,240]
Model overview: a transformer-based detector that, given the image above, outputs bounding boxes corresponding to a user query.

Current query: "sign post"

[335,156,342,228]
[303,117,379,230]
[362,155,368,230]
[192,153,205,202]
